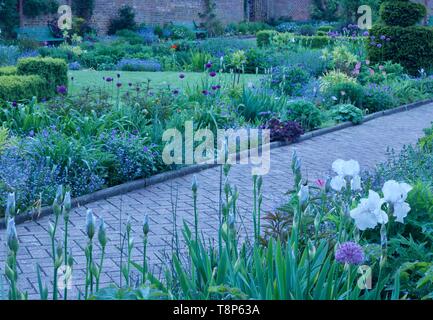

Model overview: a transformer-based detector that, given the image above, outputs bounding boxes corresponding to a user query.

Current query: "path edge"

[1,98,432,228]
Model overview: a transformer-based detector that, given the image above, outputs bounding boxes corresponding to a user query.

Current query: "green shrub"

[0,75,48,101]
[380,0,427,27]
[170,25,196,40]
[286,100,323,130]
[294,35,335,48]
[363,83,397,113]
[296,24,316,36]
[107,5,137,35]
[269,66,310,96]
[0,66,17,76]
[331,104,363,124]
[17,57,68,97]
[236,21,272,35]
[317,25,334,33]
[256,30,278,47]
[367,25,433,75]
[324,81,365,107]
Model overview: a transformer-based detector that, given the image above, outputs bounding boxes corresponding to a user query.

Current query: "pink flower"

[316,179,326,188]
[369,68,375,76]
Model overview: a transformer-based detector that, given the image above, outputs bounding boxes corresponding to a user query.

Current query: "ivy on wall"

[0,0,19,38]
[72,0,94,21]
[23,0,58,18]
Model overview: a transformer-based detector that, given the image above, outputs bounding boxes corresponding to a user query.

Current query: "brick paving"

[1,103,433,299]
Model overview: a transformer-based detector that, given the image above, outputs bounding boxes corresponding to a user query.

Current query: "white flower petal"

[332,159,346,176]
[350,207,378,231]
[351,175,362,191]
[350,190,387,231]
[393,202,411,223]
[382,180,413,204]
[330,175,346,192]
[345,160,360,176]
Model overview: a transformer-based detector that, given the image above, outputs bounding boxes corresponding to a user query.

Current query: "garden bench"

[175,21,208,39]
[16,26,64,44]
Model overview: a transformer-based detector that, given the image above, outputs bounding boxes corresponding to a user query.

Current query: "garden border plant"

[1,97,431,229]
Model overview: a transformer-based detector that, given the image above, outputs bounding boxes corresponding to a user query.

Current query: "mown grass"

[68,70,263,95]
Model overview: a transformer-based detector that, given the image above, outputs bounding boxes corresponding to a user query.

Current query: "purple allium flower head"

[209,71,217,77]
[211,85,218,90]
[172,89,179,95]
[56,85,68,95]
[335,242,364,265]
[106,77,113,82]
[179,73,185,79]
[128,82,132,87]
[205,62,212,69]
[11,101,18,107]
[117,73,121,78]
[116,82,122,88]
[202,90,209,96]
[216,85,221,89]
[363,31,369,37]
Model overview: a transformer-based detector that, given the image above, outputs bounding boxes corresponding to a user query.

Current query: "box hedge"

[368,25,433,75]
[368,0,432,75]
[379,0,427,27]
[0,66,17,76]
[256,30,278,47]
[17,57,68,96]
[0,75,48,101]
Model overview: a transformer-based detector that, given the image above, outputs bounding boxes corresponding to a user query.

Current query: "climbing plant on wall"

[23,0,58,18]
[0,0,19,38]
[72,0,94,21]
[199,0,224,36]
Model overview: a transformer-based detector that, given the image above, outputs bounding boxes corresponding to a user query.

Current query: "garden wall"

[20,0,317,34]
[271,0,313,21]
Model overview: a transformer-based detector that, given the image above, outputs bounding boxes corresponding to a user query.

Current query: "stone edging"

[1,98,432,228]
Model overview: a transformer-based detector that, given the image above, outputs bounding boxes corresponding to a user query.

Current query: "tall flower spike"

[6,218,18,253]
[86,209,96,240]
[143,214,149,236]
[6,193,16,219]
[192,175,198,193]
[63,191,71,212]
[98,218,107,248]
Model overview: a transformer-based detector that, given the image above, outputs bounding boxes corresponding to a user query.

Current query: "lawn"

[68,70,263,95]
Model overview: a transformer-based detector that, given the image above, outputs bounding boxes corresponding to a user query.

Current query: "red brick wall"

[22,0,245,34]
[271,0,313,21]
[21,0,317,34]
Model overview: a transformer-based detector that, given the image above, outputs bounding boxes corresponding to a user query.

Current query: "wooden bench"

[16,26,64,44]
[175,21,208,39]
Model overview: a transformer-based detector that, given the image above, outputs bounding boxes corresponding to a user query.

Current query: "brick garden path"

[1,103,433,299]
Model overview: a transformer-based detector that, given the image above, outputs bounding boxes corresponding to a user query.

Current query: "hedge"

[368,25,433,75]
[0,75,48,101]
[257,31,363,49]
[380,0,427,27]
[0,66,17,76]
[256,30,278,47]
[17,57,68,97]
